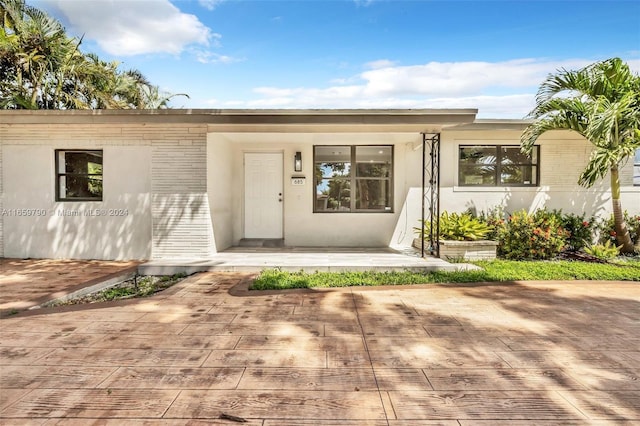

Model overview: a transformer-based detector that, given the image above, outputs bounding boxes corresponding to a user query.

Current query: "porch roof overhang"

[204,109,479,133]
[0,108,478,133]
[453,118,534,131]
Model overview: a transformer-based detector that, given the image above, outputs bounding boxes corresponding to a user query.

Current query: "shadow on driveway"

[0,258,140,316]
[0,273,638,422]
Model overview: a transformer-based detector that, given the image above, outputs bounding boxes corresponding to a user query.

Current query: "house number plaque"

[291,177,306,185]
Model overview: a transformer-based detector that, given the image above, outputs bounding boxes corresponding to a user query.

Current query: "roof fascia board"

[452,119,533,131]
[0,109,478,128]
[205,124,448,133]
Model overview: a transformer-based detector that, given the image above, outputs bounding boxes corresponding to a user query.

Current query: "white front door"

[244,152,284,239]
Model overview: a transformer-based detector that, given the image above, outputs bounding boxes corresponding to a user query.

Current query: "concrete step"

[137,248,478,276]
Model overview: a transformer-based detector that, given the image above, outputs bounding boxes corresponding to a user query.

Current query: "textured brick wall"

[539,138,593,187]
[149,126,212,258]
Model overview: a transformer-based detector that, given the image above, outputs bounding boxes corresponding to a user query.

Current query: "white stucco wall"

[2,144,152,259]
[207,133,233,252]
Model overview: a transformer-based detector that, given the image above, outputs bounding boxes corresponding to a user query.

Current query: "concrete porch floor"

[139,246,463,276]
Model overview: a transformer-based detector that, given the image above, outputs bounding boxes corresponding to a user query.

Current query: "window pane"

[459,165,496,185]
[64,175,103,198]
[356,179,391,210]
[317,162,350,178]
[315,178,351,211]
[63,151,103,173]
[501,165,537,185]
[356,146,392,161]
[356,147,391,177]
[314,146,350,162]
[88,175,103,196]
[501,147,535,164]
[459,146,497,166]
[87,161,103,175]
[356,162,391,178]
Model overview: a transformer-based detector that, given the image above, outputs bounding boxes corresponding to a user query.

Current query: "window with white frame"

[55,150,103,201]
[314,145,393,212]
[458,145,539,186]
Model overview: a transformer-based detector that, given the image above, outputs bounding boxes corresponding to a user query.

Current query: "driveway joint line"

[160,389,183,419]
[351,289,391,426]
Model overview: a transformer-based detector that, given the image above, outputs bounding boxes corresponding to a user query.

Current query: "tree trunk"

[610,166,635,253]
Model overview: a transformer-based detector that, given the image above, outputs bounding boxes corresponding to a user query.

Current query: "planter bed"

[414,238,498,261]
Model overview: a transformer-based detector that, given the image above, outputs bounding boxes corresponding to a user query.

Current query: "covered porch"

[204,109,477,254]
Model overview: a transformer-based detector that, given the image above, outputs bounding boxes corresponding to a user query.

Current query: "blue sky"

[34,0,640,117]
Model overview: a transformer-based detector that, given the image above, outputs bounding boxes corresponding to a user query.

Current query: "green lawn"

[250,259,640,290]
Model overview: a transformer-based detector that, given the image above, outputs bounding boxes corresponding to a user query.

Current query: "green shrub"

[476,205,506,241]
[497,209,569,260]
[478,207,594,254]
[551,209,595,251]
[415,211,493,241]
[596,211,640,247]
[584,241,621,260]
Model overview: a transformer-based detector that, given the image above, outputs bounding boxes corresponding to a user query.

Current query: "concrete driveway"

[1,272,638,424]
[0,258,139,315]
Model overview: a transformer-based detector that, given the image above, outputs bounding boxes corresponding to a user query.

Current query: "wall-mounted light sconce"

[294,151,302,172]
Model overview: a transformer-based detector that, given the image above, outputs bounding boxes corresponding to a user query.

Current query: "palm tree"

[521,58,640,253]
[1,0,76,108]
[138,84,189,109]
[1,0,187,110]
[78,54,136,109]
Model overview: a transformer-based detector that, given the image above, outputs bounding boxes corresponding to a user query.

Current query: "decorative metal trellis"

[420,132,441,258]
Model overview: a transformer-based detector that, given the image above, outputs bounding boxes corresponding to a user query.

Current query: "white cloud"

[365,59,397,69]
[217,57,640,118]
[242,89,534,118]
[45,0,213,56]
[359,58,593,97]
[625,58,640,73]
[199,0,225,11]
[194,49,243,64]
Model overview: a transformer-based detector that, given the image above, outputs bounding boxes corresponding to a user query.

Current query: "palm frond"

[578,146,620,186]
[521,112,583,155]
[522,57,640,195]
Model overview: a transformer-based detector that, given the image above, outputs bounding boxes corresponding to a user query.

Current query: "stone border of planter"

[413,238,498,261]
